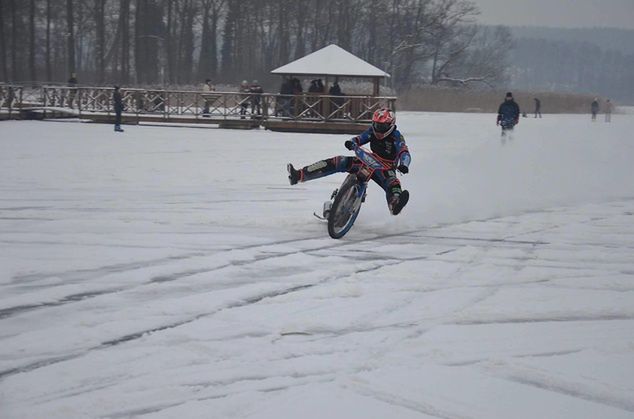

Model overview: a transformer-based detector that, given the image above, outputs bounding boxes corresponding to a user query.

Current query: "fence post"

[163,91,168,120]
[8,86,13,119]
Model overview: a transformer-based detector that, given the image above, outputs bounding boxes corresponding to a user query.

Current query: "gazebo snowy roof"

[271,44,390,78]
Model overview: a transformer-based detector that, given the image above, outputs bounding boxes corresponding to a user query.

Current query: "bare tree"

[119,0,131,84]
[94,0,105,84]
[135,0,163,84]
[10,0,18,81]
[45,0,52,81]
[2,0,514,89]
[221,0,239,77]
[29,0,36,81]
[0,0,7,80]
[436,25,513,87]
[66,0,76,76]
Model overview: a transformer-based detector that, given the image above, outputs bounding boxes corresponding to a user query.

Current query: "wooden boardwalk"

[1,85,396,134]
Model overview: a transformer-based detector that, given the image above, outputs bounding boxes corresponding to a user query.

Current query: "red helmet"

[371,108,395,139]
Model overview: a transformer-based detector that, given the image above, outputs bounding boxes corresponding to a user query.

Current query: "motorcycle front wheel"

[327,176,365,239]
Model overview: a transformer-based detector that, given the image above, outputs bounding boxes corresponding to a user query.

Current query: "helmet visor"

[373,121,393,133]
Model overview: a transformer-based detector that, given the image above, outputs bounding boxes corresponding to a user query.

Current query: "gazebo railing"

[16,86,396,123]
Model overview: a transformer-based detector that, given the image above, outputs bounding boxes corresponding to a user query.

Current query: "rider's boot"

[389,190,409,215]
[288,157,344,185]
[287,163,301,185]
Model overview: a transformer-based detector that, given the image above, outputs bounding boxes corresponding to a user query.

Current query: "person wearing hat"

[202,79,215,117]
[497,92,520,138]
[113,86,124,132]
[249,80,263,116]
[239,80,250,119]
[591,98,600,121]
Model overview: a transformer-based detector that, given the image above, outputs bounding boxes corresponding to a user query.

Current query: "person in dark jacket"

[534,97,542,118]
[67,73,78,109]
[591,98,600,121]
[497,92,520,137]
[239,80,251,119]
[250,80,264,116]
[277,77,293,117]
[329,81,345,118]
[113,86,124,132]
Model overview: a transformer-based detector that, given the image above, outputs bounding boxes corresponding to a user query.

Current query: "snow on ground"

[1,112,634,419]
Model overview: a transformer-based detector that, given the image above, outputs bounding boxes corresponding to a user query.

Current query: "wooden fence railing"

[2,85,396,123]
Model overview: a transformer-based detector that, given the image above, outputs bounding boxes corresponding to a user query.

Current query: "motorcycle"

[315,143,394,239]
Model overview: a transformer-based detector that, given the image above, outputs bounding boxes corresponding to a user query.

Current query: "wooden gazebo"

[265,44,396,134]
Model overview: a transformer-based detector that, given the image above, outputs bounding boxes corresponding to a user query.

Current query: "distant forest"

[0,0,510,90]
[509,27,634,103]
[2,1,633,103]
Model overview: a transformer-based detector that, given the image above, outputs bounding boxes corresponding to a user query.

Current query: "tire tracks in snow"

[0,219,554,380]
[0,229,462,381]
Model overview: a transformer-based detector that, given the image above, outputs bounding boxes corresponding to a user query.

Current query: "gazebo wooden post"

[324,75,330,120]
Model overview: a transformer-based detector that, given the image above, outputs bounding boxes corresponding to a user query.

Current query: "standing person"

[277,77,293,117]
[605,99,613,123]
[67,73,78,109]
[249,80,263,116]
[534,97,542,118]
[591,98,599,121]
[239,80,250,119]
[290,78,303,117]
[496,92,520,139]
[291,78,303,95]
[113,86,124,132]
[286,108,411,216]
[329,81,345,118]
[201,79,215,117]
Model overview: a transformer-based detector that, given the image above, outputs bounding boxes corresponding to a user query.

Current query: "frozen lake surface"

[1,113,634,418]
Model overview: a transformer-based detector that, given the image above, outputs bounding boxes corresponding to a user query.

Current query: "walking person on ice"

[287,108,411,216]
[497,92,520,140]
[113,86,124,133]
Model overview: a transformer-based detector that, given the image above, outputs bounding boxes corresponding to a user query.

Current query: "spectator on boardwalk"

[605,99,614,122]
[308,79,325,93]
[591,98,600,121]
[1,85,15,108]
[113,86,124,132]
[306,79,324,117]
[291,78,303,95]
[329,81,345,118]
[329,81,342,96]
[239,80,250,119]
[534,97,542,118]
[67,73,78,109]
[250,80,264,116]
[277,77,293,117]
[202,79,215,117]
[290,78,303,116]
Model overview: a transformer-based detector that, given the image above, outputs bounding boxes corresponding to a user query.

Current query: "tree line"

[510,37,634,103]
[0,0,512,90]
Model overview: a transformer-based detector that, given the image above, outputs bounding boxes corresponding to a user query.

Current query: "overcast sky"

[472,0,634,29]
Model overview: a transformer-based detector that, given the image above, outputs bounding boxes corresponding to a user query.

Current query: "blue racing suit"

[297,127,411,204]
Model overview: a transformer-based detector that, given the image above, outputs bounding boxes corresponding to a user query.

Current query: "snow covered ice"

[1,112,634,418]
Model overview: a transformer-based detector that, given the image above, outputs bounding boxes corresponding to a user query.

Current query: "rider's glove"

[344,140,355,150]
[397,164,409,174]
[496,119,500,126]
